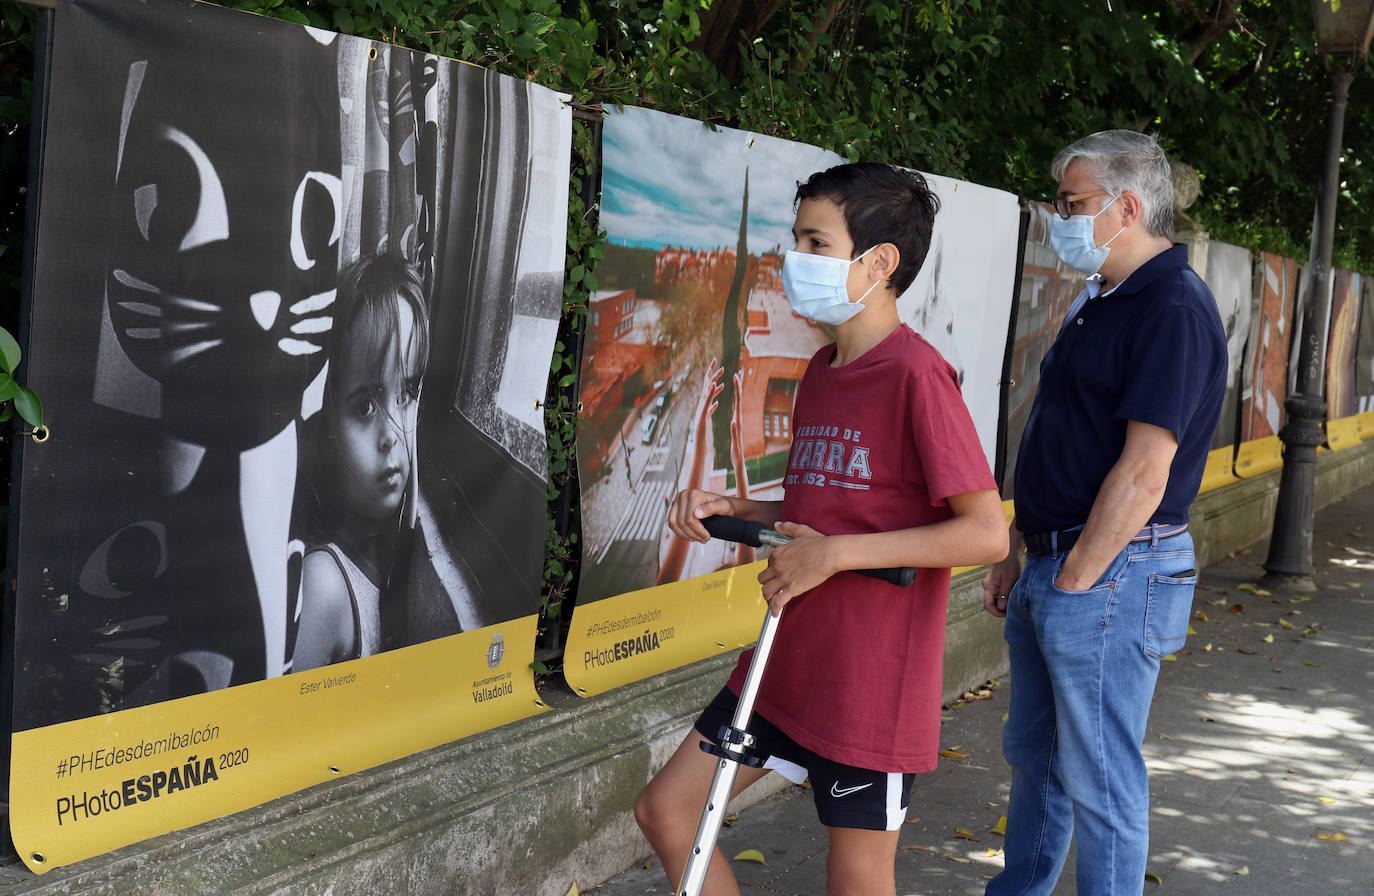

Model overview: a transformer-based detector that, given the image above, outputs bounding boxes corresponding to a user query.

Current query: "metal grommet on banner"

[367,45,379,61]
[27,425,50,444]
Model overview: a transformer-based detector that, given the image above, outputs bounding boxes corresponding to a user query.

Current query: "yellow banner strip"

[10,618,544,873]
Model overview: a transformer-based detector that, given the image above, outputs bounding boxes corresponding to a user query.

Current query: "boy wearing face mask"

[636,162,1008,896]
[982,131,1227,896]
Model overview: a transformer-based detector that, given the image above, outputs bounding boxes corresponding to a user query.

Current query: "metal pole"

[676,607,783,896]
[1261,67,1353,590]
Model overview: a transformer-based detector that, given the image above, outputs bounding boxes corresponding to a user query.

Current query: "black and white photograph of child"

[12,0,570,729]
[293,254,430,670]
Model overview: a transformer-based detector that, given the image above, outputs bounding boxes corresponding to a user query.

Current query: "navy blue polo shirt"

[1013,244,1227,534]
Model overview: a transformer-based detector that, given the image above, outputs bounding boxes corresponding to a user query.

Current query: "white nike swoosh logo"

[830,782,874,798]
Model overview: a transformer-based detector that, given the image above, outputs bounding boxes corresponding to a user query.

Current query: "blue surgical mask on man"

[781,246,881,325]
[1050,193,1125,275]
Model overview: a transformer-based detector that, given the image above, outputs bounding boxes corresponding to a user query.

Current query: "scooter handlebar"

[699,515,917,588]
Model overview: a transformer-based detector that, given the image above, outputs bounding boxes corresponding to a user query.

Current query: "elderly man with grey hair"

[982,130,1228,895]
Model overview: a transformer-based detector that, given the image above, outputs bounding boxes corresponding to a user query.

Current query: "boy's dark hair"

[794,162,940,295]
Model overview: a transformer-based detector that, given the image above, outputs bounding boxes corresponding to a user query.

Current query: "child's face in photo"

[329,300,421,521]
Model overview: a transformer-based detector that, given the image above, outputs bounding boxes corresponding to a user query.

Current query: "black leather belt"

[1023,523,1188,555]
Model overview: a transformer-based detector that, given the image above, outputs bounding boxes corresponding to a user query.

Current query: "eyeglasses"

[1052,190,1110,220]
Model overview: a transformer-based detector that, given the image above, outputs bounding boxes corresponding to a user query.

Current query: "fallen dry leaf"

[1228,604,1245,614]
[733,848,767,865]
[1145,871,1164,884]
[563,882,581,896]
[1161,655,1178,662]
[1194,610,1210,622]
[953,827,980,841]
[939,749,968,759]
[1262,634,1275,643]
[1318,796,1336,804]
[1234,866,1250,876]
[1315,832,1348,842]
[991,815,1007,835]
[1237,583,1258,592]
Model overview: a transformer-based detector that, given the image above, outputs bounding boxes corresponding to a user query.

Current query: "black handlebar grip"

[698,516,917,588]
[882,566,918,588]
[700,515,764,547]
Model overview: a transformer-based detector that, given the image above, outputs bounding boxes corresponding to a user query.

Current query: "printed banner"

[565,105,1018,696]
[1201,241,1254,451]
[1002,202,1083,498]
[1326,269,1364,420]
[1357,277,1374,415]
[1240,253,1300,441]
[10,0,570,871]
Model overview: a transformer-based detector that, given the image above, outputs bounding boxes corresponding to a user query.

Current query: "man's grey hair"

[1051,130,1174,239]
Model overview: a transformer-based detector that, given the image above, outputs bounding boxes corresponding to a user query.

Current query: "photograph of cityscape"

[576,106,1020,604]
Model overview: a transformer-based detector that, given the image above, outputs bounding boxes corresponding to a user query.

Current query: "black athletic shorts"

[694,687,917,832]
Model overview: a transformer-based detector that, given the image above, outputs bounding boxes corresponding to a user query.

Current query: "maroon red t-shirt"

[726,324,995,772]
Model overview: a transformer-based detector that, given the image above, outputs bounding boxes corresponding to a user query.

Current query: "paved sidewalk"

[589,483,1374,895]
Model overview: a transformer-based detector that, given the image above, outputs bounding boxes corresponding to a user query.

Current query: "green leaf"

[0,374,19,402]
[0,327,20,375]
[14,386,42,427]
[275,8,310,26]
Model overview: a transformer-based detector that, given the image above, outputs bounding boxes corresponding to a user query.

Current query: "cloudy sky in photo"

[600,105,844,254]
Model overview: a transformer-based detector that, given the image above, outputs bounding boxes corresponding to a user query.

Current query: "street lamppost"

[1261,0,1374,590]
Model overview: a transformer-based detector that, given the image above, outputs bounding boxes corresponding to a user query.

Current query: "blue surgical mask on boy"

[781,246,881,325]
[1050,193,1125,275]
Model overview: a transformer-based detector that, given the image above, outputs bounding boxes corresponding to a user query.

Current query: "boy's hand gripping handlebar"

[675,516,917,896]
[699,516,919,587]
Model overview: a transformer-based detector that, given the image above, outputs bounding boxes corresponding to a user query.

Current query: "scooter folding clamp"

[698,724,769,768]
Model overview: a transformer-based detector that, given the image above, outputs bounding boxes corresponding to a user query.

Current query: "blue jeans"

[986,532,1197,896]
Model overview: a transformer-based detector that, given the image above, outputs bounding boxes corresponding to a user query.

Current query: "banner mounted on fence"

[1202,241,1256,451]
[564,105,1019,697]
[1003,202,1084,498]
[1241,253,1300,441]
[10,0,570,871]
[1326,269,1365,420]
